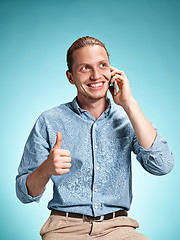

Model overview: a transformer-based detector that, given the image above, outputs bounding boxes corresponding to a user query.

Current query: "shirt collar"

[71,96,112,118]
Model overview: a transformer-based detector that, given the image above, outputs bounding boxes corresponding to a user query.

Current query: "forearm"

[26,158,52,197]
[123,98,157,150]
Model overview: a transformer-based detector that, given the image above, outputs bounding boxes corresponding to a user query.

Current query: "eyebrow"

[77,60,109,68]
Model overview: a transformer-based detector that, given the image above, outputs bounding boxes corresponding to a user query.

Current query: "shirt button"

[94,123,97,127]
[95,189,98,192]
[95,145,98,149]
[96,166,100,170]
[95,205,98,209]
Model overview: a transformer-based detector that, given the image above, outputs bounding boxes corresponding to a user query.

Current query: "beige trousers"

[40,214,150,240]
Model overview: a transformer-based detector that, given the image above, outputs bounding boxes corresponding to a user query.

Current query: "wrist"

[121,97,138,113]
[26,158,52,197]
[42,157,53,178]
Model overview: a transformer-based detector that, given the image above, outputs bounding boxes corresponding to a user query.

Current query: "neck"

[77,95,108,120]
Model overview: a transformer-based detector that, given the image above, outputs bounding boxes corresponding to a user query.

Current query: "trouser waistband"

[51,209,128,222]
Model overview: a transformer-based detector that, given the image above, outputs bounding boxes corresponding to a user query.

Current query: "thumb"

[53,131,62,149]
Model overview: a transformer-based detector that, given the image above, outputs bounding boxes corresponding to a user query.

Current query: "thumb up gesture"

[47,132,71,176]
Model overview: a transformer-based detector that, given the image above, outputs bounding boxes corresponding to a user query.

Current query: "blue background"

[0,0,179,239]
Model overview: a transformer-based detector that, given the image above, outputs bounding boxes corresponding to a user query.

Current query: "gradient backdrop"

[1,0,180,239]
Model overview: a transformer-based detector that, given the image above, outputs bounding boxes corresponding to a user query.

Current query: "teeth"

[89,83,103,88]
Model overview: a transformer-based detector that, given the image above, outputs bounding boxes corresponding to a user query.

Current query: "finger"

[110,66,116,71]
[110,70,117,78]
[55,161,71,169]
[53,156,71,163]
[54,168,70,175]
[60,156,71,163]
[60,149,71,157]
[60,169,70,174]
[54,158,71,169]
[110,76,123,85]
[61,162,72,169]
[113,75,124,81]
[53,149,71,157]
[53,131,62,149]
[110,67,126,77]
[111,75,124,86]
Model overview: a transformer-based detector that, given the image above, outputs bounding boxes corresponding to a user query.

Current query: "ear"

[66,70,75,85]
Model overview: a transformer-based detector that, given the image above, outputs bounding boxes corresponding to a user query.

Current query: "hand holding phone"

[109,67,134,107]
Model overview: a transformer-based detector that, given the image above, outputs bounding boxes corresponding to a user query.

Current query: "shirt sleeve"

[132,129,174,176]
[16,115,50,203]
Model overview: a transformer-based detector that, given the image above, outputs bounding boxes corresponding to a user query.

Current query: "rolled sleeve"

[16,114,50,203]
[132,131,174,176]
[16,173,45,203]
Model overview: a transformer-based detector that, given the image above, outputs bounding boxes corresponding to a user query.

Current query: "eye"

[100,63,106,68]
[81,66,90,71]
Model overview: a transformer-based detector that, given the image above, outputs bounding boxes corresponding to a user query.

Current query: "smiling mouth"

[87,82,105,89]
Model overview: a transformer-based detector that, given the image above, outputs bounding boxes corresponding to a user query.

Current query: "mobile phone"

[110,81,117,96]
[113,81,117,96]
[110,80,118,96]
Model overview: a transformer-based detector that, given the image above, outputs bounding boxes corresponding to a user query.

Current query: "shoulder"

[36,100,73,125]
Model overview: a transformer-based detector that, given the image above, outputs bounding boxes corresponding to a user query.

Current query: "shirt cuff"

[16,173,45,203]
[136,131,174,175]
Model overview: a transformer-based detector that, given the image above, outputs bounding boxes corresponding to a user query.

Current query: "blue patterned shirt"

[16,97,174,217]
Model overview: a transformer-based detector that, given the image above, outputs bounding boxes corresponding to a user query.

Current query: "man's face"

[67,45,111,102]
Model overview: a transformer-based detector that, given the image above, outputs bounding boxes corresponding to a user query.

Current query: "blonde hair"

[67,36,109,73]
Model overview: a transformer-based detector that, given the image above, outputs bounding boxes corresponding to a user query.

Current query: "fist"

[47,131,71,176]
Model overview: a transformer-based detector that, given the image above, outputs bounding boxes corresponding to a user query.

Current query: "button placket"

[91,121,100,214]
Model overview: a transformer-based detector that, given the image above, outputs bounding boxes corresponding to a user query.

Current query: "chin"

[87,92,107,101]
[79,87,108,101]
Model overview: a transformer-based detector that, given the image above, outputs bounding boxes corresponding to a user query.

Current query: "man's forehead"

[72,45,109,64]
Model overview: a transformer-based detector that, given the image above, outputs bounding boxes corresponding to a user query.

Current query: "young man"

[16,36,174,239]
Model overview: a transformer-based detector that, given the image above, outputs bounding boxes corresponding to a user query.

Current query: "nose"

[90,68,101,81]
